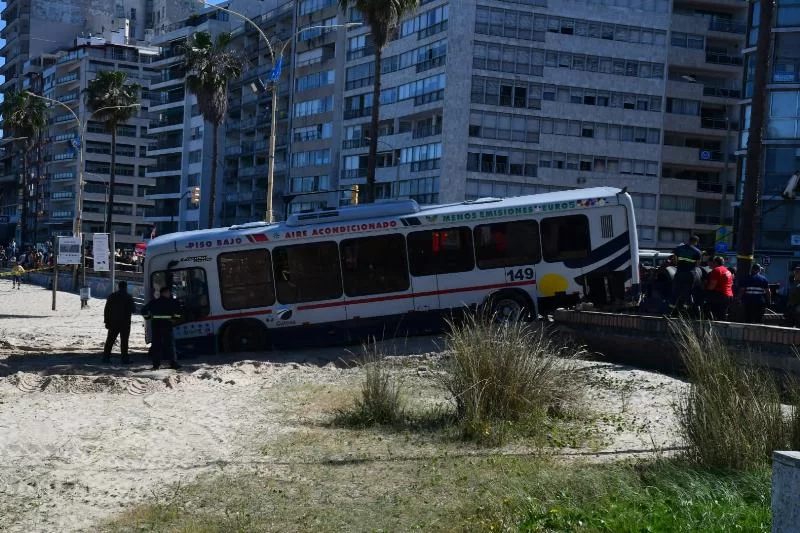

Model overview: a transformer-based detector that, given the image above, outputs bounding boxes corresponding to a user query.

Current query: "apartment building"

[216,0,744,249]
[36,37,159,246]
[739,0,800,278]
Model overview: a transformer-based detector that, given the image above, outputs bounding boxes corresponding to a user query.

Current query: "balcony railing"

[412,124,443,139]
[773,62,800,83]
[342,138,370,149]
[708,18,746,34]
[700,117,739,130]
[414,90,444,106]
[55,72,78,85]
[415,55,446,73]
[341,168,367,179]
[347,46,375,61]
[703,86,741,98]
[410,159,441,172]
[51,171,74,181]
[705,51,742,66]
[149,116,183,128]
[344,107,372,120]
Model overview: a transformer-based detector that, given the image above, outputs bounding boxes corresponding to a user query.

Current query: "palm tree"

[338,0,419,203]
[184,31,243,228]
[2,91,47,245]
[85,71,140,234]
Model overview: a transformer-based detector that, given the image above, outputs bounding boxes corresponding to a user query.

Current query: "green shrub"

[671,319,787,470]
[437,314,583,442]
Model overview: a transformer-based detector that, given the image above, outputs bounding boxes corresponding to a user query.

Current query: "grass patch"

[670,319,788,470]
[103,458,771,533]
[507,461,771,532]
[437,314,584,444]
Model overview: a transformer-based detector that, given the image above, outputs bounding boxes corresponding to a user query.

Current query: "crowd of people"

[641,235,800,326]
[0,238,55,270]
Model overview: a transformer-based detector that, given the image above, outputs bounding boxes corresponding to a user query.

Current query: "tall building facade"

[37,38,158,246]
[739,0,800,284]
[216,0,746,251]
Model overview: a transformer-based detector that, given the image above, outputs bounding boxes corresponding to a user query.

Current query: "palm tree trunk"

[366,47,383,204]
[105,127,117,234]
[19,149,28,246]
[209,122,219,228]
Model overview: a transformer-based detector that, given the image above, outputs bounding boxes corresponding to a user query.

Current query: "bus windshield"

[150,268,210,319]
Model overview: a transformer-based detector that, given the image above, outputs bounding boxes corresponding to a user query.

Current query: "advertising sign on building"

[93,233,110,272]
[57,235,82,265]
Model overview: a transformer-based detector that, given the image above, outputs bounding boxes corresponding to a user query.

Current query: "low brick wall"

[553,310,800,374]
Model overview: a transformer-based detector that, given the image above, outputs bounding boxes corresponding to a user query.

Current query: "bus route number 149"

[506,267,535,281]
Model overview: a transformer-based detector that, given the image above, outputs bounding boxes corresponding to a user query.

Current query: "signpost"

[57,235,82,265]
[93,233,110,272]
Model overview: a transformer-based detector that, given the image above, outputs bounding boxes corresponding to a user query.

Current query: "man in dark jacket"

[103,281,136,363]
[671,235,702,313]
[142,286,182,370]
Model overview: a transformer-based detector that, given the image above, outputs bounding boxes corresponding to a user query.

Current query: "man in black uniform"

[103,281,136,363]
[142,286,182,370]
[671,235,702,313]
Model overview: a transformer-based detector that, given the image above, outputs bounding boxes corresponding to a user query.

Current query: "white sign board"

[93,233,110,272]
[57,236,82,265]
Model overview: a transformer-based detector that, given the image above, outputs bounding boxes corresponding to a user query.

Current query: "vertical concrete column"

[773,451,800,533]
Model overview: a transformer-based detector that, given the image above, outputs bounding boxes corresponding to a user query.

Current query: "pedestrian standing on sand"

[705,256,733,321]
[102,281,136,364]
[141,286,182,370]
[10,259,24,290]
[737,263,771,324]
[671,235,702,314]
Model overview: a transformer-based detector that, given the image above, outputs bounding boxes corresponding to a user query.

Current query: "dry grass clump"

[437,314,584,442]
[671,319,790,470]
[335,341,405,426]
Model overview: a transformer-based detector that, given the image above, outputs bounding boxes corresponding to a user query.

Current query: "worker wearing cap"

[786,266,800,327]
[671,235,702,313]
[141,286,182,370]
[737,264,771,324]
[10,259,24,290]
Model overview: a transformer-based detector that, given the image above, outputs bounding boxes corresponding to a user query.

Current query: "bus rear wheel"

[487,291,533,322]
[221,320,269,353]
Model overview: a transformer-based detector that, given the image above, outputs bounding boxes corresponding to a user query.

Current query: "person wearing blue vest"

[671,235,702,313]
[737,263,771,324]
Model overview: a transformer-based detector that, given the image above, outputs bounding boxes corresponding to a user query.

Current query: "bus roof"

[146,186,625,257]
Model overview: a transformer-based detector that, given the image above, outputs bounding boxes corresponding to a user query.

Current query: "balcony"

[50,191,74,200]
[705,51,742,67]
[344,107,372,120]
[342,138,370,149]
[225,145,243,156]
[55,72,78,85]
[347,46,375,61]
[50,210,74,219]
[50,171,75,182]
[773,61,800,84]
[237,164,267,178]
[415,55,446,73]
[700,117,738,130]
[708,18,745,34]
[341,168,367,180]
[412,124,442,140]
[414,90,444,107]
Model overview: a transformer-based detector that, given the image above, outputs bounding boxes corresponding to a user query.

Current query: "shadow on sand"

[0,335,445,378]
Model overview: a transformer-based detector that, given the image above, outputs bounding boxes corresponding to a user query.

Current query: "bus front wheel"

[220,320,269,353]
[487,291,533,322]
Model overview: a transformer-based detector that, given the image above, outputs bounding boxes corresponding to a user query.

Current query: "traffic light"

[351,185,359,205]
[190,186,200,206]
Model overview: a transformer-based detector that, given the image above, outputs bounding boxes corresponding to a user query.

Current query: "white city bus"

[144,186,639,354]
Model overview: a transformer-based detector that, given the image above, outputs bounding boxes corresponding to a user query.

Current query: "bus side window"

[541,215,591,262]
[407,227,474,276]
[218,249,275,310]
[340,234,409,296]
[273,242,343,304]
[474,220,541,269]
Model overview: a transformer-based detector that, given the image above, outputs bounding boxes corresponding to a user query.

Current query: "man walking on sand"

[10,259,24,289]
[103,281,136,364]
[142,286,182,370]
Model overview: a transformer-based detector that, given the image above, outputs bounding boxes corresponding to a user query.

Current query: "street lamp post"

[197,1,360,223]
[25,91,139,295]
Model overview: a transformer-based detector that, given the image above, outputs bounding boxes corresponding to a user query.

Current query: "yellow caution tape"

[0,266,69,277]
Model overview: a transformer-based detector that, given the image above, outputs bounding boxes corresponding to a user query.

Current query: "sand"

[0,277,687,532]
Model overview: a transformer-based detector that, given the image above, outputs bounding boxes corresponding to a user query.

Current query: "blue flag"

[268,56,283,82]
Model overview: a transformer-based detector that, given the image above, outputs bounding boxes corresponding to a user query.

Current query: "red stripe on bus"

[201,308,273,322]
[296,280,537,311]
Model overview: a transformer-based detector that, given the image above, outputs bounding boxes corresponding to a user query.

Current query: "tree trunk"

[208,122,219,228]
[105,127,117,235]
[737,0,775,276]
[19,149,28,246]
[366,47,383,204]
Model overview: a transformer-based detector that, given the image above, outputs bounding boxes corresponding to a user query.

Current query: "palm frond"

[85,71,141,131]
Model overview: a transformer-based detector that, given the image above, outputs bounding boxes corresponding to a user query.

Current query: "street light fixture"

[24,90,140,292]
[197,0,361,222]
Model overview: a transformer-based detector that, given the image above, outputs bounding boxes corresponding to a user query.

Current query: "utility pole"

[737,0,775,275]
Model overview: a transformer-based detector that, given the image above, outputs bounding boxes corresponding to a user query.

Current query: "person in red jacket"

[705,256,734,320]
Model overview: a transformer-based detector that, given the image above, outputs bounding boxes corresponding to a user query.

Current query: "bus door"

[339,234,415,327]
[407,227,476,314]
